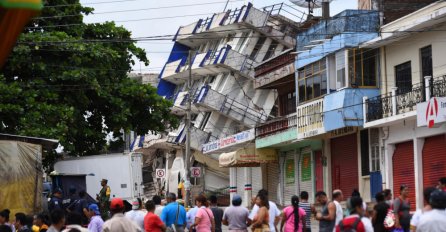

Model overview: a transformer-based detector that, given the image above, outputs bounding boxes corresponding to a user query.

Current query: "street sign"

[191,167,201,177]
[155,169,166,178]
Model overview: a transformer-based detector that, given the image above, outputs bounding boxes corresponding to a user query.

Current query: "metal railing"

[256,112,297,137]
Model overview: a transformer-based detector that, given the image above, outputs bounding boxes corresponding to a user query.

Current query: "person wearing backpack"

[335,196,373,232]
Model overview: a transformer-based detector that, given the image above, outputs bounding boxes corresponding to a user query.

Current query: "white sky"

[80,0,357,73]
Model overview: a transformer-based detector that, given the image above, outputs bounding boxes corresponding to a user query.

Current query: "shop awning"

[219,146,277,168]
[193,151,229,176]
[0,0,42,67]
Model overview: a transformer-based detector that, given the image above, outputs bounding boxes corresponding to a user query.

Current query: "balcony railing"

[365,75,446,123]
[256,112,297,138]
[196,86,268,125]
[166,124,210,151]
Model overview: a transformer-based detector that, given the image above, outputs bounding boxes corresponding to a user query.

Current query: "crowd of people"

[1,177,445,232]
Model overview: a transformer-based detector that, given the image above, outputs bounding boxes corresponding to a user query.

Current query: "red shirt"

[144,212,164,232]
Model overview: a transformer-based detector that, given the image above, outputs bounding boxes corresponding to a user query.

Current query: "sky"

[80,0,357,73]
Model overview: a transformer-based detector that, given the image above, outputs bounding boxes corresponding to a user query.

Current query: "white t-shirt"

[124,209,146,231]
[333,200,343,230]
[410,209,426,228]
[416,209,446,232]
[249,201,281,232]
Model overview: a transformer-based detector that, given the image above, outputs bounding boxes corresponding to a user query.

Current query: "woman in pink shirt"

[280,195,306,232]
[191,195,215,232]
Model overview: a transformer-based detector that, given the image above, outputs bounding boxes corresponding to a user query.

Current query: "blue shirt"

[161,202,187,227]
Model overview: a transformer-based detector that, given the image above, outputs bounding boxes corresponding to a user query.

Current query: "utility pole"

[184,50,193,208]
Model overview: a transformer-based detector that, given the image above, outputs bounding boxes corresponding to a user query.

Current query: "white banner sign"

[417,97,446,128]
[202,129,255,154]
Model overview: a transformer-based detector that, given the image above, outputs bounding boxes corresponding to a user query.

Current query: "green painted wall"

[255,128,322,152]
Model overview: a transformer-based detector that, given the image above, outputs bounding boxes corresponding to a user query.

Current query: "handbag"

[384,199,399,230]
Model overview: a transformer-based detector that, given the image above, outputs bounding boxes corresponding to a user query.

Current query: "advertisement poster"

[285,159,295,184]
[301,153,312,181]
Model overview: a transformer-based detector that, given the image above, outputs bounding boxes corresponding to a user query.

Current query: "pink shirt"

[283,206,306,232]
[195,207,214,232]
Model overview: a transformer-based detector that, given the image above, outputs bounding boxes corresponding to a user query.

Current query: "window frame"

[297,58,327,104]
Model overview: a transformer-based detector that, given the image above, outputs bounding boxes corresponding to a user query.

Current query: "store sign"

[301,153,312,182]
[285,159,295,184]
[330,127,356,138]
[417,97,446,128]
[297,98,325,139]
[202,129,255,154]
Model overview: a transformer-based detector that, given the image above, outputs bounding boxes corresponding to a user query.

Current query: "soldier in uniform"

[96,179,111,220]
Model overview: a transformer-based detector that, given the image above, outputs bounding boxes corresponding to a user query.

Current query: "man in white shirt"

[416,190,446,232]
[249,189,281,232]
[332,189,344,231]
[124,198,146,231]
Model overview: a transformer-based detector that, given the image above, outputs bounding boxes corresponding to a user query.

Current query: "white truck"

[54,153,143,201]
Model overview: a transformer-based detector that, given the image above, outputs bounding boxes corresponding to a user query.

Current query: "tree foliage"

[0,0,177,164]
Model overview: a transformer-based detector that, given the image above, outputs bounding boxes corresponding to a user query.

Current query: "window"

[235,31,250,52]
[249,36,266,60]
[395,61,412,94]
[370,128,380,172]
[336,50,346,89]
[279,91,296,116]
[297,58,327,103]
[348,49,378,87]
[198,112,211,130]
[420,45,433,79]
[263,40,279,61]
[360,129,370,176]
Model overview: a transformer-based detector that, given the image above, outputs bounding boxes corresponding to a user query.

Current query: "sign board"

[191,167,202,178]
[417,97,446,128]
[285,159,295,185]
[301,152,312,181]
[202,129,255,154]
[155,169,166,179]
[297,98,325,139]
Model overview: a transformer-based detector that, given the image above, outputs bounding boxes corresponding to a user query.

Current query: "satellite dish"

[290,0,333,16]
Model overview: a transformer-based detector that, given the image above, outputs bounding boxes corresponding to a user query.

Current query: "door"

[392,141,415,205]
[315,151,324,192]
[331,133,358,199]
[423,134,446,189]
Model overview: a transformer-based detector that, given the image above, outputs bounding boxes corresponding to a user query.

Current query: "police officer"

[96,178,111,220]
[64,186,78,211]
[49,188,64,212]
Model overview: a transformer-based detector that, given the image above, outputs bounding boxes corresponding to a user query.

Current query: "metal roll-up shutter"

[266,162,280,203]
[251,167,263,195]
[331,133,358,199]
[283,151,296,205]
[392,141,415,205]
[422,134,446,189]
[299,148,314,203]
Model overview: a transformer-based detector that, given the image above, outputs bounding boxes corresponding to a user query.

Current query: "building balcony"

[255,113,297,148]
[254,50,295,89]
[174,3,298,47]
[167,123,211,151]
[195,85,268,126]
[364,76,446,127]
[170,90,202,116]
[161,45,256,84]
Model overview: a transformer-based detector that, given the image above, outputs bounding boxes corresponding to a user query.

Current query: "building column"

[229,167,237,204]
[323,138,332,199]
[414,138,425,210]
[244,167,252,208]
[384,144,395,191]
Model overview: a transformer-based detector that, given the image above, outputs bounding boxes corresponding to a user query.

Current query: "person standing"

[125,198,146,231]
[410,187,436,232]
[144,200,166,232]
[249,189,280,232]
[394,185,411,232]
[32,213,49,232]
[102,198,141,232]
[191,195,215,232]
[153,195,165,217]
[280,195,306,232]
[186,205,199,231]
[383,189,393,206]
[250,194,270,232]
[48,188,64,212]
[70,190,89,225]
[0,209,15,232]
[46,209,66,232]
[63,186,78,212]
[97,179,111,220]
[332,190,344,229]
[335,196,373,232]
[315,191,336,232]
[222,194,251,232]
[209,195,223,232]
[416,190,446,232]
[87,204,104,232]
[160,193,187,232]
[299,191,313,232]
[371,192,389,232]
[14,213,32,232]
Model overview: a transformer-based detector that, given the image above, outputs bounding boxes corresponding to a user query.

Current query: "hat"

[110,198,124,210]
[232,194,242,201]
[131,199,140,210]
[101,179,108,183]
[88,204,100,215]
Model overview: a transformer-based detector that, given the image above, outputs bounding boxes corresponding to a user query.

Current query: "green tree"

[0,0,177,167]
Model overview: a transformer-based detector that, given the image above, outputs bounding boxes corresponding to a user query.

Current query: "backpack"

[336,216,365,232]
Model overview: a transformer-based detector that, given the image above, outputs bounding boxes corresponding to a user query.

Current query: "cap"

[88,204,100,215]
[131,199,140,210]
[232,194,242,201]
[101,179,108,183]
[110,198,124,210]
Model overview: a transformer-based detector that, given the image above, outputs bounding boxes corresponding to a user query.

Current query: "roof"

[0,133,59,150]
